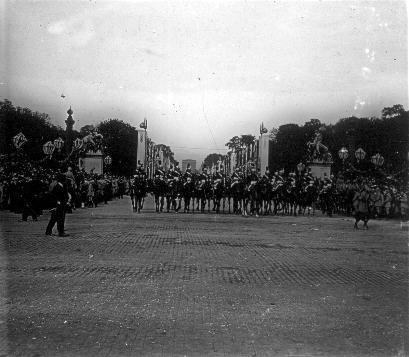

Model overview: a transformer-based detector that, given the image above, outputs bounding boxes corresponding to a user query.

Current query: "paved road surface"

[1,196,408,356]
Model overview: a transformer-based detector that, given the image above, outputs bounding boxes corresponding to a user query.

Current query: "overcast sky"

[1,0,407,164]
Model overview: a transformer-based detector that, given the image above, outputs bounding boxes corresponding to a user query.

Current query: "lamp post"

[355,148,366,162]
[13,132,27,149]
[73,138,83,151]
[53,137,64,152]
[338,147,349,171]
[43,141,55,157]
[371,153,384,168]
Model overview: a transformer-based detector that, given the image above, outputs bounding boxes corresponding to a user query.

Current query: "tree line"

[0,99,176,177]
[2,99,407,177]
[216,104,408,176]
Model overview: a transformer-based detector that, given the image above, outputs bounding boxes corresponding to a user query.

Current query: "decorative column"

[65,106,75,156]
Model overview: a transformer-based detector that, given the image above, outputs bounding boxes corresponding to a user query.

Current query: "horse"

[258,177,272,215]
[182,176,195,213]
[244,178,261,217]
[302,183,319,215]
[212,178,224,214]
[130,177,146,213]
[152,177,166,212]
[230,178,245,215]
[195,178,212,213]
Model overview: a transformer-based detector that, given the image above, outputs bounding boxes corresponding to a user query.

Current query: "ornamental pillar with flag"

[260,122,268,136]
[136,129,146,169]
[137,118,148,168]
[139,118,147,130]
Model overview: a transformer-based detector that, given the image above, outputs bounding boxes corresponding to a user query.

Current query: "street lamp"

[53,137,64,152]
[338,147,349,161]
[355,148,366,162]
[43,141,55,156]
[104,155,112,165]
[371,153,384,167]
[73,138,83,151]
[13,132,27,149]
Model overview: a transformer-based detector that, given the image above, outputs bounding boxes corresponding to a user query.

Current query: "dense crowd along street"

[1,160,407,232]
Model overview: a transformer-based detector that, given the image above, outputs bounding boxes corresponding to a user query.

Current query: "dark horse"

[182,176,195,213]
[130,177,146,213]
[152,177,166,212]
[212,178,224,214]
[195,178,212,213]
[230,178,244,215]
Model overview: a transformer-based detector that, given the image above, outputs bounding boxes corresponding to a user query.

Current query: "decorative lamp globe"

[73,138,84,150]
[104,155,112,165]
[355,148,366,161]
[43,141,55,155]
[53,137,64,151]
[371,153,384,167]
[338,147,349,161]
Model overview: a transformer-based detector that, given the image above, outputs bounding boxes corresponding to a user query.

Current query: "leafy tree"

[225,136,241,151]
[381,104,406,119]
[97,119,138,176]
[203,153,223,169]
[270,124,304,172]
[269,127,278,142]
[0,99,65,160]
[79,124,96,136]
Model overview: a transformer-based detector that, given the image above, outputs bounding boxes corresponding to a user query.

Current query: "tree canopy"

[203,153,223,169]
[96,119,139,176]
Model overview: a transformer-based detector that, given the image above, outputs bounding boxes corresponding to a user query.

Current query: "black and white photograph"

[0,0,408,356]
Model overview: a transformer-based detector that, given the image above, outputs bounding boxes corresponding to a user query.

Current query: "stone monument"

[79,132,104,175]
[306,130,333,179]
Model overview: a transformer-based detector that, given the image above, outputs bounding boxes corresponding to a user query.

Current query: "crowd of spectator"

[0,162,129,221]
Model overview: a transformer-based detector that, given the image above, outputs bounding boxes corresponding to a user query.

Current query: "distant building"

[182,159,196,172]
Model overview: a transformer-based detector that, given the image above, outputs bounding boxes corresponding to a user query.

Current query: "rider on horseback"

[231,167,242,188]
[263,167,272,181]
[213,167,223,188]
[136,161,146,179]
[199,166,209,185]
[246,166,259,192]
[155,163,165,180]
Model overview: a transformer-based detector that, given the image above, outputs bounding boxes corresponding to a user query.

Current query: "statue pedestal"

[308,160,332,179]
[79,150,103,175]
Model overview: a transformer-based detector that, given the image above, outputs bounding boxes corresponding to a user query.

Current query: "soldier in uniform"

[174,163,182,178]
[21,174,38,221]
[136,161,146,178]
[263,167,272,181]
[199,166,209,182]
[184,163,193,179]
[231,167,242,183]
[320,173,334,217]
[155,162,165,180]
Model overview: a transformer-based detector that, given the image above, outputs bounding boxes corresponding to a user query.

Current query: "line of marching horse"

[129,169,338,217]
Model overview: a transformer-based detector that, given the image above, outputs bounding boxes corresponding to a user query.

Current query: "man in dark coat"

[45,173,69,237]
[21,175,38,221]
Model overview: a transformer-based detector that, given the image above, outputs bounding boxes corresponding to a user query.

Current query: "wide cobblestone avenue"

[1,196,408,357]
